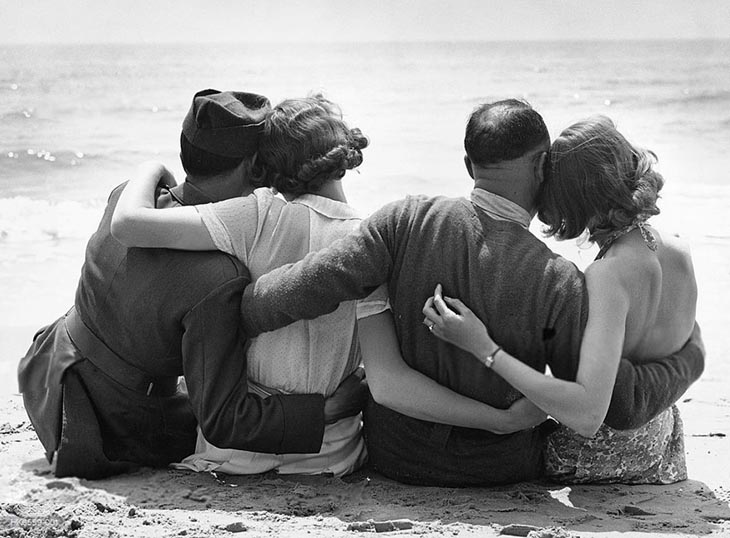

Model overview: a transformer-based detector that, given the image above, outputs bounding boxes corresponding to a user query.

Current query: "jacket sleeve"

[181,275,325,454]
[241,201,401,337]
[605,322,705,430]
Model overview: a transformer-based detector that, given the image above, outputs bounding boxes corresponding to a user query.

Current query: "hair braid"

[258,95,369,195]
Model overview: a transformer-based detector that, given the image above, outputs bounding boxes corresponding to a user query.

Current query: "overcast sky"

[2,0,729,43]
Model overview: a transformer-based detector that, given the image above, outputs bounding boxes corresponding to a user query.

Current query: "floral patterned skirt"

[544,405,687,485]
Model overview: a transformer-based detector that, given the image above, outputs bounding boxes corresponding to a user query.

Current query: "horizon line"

[1,37,729,46]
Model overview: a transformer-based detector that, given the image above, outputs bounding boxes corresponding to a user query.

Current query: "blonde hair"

[539,115,664,244]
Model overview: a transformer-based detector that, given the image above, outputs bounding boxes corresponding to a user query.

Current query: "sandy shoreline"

[2,336,730,537]
[1,391,729,538]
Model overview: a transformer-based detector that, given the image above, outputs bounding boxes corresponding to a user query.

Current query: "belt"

[64,307,178,397]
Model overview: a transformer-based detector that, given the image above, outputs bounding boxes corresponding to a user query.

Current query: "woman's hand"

[503,397,548,432]
[146,161,177,190]
[111,161,214,250]
[422,284,498,359]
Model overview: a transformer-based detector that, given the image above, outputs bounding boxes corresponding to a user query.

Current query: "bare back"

[589,225,697,361]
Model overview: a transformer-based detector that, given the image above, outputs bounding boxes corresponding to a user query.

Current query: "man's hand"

[503,397,548,433]
[324,366,369,424]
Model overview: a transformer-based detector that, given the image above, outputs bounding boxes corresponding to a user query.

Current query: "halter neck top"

[595,220,658,261]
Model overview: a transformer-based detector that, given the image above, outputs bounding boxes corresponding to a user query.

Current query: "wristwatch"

[481,346,502,369]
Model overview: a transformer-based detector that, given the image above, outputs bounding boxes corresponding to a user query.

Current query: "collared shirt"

[197,187,363,396]
[192,187,367,476]
[470,188,531,229]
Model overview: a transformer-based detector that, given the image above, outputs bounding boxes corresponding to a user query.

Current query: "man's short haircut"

[179,133,244,176]
[464,99,550,166]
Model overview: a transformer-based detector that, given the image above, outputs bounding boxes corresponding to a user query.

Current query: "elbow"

[110,212,135,246]
[367,381,388,407]
[198,419,231,448]
[111,211,149,247]
[575,423,601,438]
[573,413,604,438]
[366,375,397,409]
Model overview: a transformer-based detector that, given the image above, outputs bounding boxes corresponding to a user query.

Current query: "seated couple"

[19,89,703,486]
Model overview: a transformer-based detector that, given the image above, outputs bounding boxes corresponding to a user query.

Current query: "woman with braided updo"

[111,94,373,476]
[424,116,698,484]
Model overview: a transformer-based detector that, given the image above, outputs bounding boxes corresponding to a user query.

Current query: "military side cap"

[182,89,271,158]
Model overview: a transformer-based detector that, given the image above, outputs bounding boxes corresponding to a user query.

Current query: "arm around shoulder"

[111,162,216,250]
[241,206,398,337]
[606,321,705,429]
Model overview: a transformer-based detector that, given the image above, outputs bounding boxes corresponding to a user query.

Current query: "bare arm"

[111,161,216,250]
[424,268,628,437]
[359,310,546,435]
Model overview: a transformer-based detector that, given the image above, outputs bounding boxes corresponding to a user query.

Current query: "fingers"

[432,284,451,316]
[443,295,468,315]
[422,295,439,324]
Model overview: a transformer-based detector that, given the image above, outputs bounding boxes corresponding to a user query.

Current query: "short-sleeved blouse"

[197,188,365,396]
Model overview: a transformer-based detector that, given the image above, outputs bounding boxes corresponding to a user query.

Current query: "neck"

[183,169,251,204]
[473,174,535,216]
[283,179,347,203]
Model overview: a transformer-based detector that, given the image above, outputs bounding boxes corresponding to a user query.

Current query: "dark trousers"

[363,396,545,487]
[55,360,197,479]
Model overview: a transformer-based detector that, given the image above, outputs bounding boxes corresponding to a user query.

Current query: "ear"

[464,155,474,179]
[535,151,548,183]
[238,154,256,196]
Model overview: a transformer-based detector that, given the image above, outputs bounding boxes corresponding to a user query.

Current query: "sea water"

[1,40,729,330]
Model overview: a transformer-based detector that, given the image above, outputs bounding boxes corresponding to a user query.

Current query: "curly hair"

[538,116,664,245]
[464,99,549,166]
[256,95,369,195]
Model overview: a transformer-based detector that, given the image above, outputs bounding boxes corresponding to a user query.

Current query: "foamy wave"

[659,88,730,106]
[0,197,103,243]
[2,148,102,169]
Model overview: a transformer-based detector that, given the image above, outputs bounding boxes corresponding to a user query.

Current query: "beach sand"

[2,315,730,537]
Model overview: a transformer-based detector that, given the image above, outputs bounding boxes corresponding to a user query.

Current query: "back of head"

[258,94,369,195]
[180,88,271,177]
[539,115,664,244]
[464,99,549,166]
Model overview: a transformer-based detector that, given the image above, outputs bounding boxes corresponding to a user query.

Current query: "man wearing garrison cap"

[18,89,362,479]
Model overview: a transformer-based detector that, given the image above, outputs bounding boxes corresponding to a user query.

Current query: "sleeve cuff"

[275,393,326,453]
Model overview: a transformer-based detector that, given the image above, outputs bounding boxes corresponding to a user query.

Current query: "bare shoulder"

[584,257,631,297]
[656,228,693,260]
[584,238,659,299]
[652,227,696,281]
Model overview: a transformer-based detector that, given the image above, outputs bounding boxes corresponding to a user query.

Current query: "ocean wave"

[2,148,102,168]
[0,109,45,122]
[658,89,730,106]
[0,197,103,244]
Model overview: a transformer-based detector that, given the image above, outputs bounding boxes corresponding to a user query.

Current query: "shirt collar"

[470,188,532,229]
[164,182,215,206]
[292,192,361,220]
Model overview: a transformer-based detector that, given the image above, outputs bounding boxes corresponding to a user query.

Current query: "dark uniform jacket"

[18,182,325,478]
